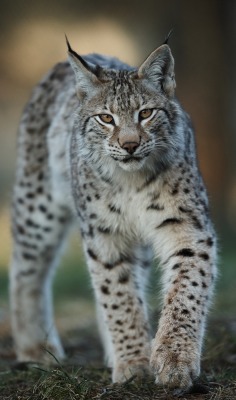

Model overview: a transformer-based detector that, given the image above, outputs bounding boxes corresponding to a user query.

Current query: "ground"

[0,317,236,399]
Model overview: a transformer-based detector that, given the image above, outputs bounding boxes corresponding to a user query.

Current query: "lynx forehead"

[10,37,217,394]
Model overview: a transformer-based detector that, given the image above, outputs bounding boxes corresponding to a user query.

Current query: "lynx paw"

[112,357,150,383]
[150,339,200,391]
[17,342,65,365]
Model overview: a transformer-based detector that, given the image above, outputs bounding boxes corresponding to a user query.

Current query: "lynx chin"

[10,37,217,393]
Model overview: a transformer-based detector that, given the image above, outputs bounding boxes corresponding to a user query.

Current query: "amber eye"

[139,109,153,120]
[98,114,114,124]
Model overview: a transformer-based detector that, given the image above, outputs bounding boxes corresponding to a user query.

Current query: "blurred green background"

[0,0,235,341]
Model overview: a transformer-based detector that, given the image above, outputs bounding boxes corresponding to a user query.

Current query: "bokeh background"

[0,0,235,357]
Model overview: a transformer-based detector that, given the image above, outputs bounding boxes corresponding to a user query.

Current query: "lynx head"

[67,38,181,174]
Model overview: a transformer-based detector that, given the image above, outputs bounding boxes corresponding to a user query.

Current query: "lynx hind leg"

[10,179,72,364]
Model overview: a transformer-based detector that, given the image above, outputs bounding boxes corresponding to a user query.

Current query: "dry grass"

[1,363,236,400]
[0,318,236,400]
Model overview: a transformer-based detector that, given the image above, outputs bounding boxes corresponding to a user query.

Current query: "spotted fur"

[10,41,217,392]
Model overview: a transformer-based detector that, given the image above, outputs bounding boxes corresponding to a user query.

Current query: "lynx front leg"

[83,237,151,382]
[150,229,217,392]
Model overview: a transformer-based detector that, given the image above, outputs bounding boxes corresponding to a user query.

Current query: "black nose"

[121,141,139,154]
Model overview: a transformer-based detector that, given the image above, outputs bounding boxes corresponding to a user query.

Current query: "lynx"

[10,37,217,392]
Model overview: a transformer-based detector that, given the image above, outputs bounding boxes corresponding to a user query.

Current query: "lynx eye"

[98,114,114,124]
[139,109,153,121]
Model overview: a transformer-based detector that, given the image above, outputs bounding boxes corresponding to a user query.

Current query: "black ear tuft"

[65,34,93,71]
[66,35,101,97]
[163,29,174,45]
[65,34,72,52]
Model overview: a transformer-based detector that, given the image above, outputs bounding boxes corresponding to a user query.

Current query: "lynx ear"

[138,44,176,98]
[66,36,100,98]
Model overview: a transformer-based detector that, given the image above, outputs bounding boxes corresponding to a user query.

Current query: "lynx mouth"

[121,156,143,163]
[111,155,147,171]
[117,156,146,172]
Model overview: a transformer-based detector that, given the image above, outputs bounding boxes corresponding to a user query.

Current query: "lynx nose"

[121,141,140,155]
